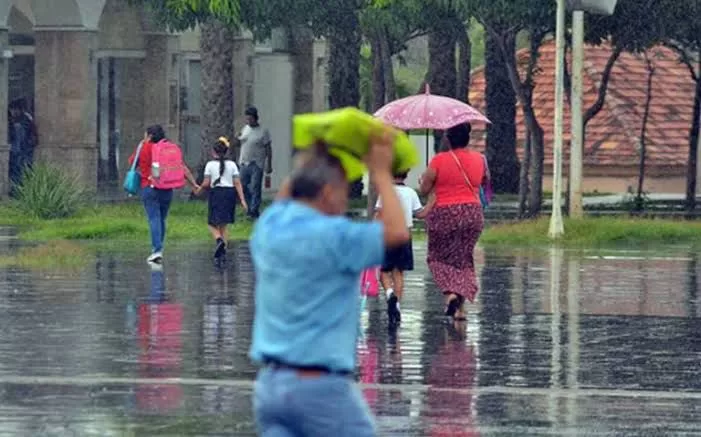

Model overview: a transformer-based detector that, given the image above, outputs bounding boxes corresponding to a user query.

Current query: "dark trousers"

[240,162,264,217]
[8,151,31,197]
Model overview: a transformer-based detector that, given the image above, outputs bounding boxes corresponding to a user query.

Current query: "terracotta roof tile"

[469,41,696,174]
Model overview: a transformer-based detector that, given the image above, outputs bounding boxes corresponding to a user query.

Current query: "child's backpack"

[151,140,186,190]
[360,267,379,298]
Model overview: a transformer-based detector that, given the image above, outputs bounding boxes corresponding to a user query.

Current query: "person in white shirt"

[196,137,248,261]
[375,171,434,325]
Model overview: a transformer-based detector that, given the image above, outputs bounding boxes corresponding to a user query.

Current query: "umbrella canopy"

[374,84,491,130]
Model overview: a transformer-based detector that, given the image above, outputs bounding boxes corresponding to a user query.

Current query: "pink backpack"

[360,267,379,298]
[151,140,186,190]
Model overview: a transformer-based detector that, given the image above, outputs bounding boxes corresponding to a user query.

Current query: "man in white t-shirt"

[238,107,272,220]
[375,171,434,326]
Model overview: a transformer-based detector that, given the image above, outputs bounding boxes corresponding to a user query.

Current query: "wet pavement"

[1,241,701,436]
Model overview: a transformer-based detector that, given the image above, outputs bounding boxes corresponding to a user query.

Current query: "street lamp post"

[548,0,567,238]
[550,0,619,236]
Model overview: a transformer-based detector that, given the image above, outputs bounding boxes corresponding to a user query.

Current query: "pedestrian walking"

[249,128,410,437]
[375,170,433,325]
[238,107,272,220]
[195,137,248,260]
[419,123,488,320]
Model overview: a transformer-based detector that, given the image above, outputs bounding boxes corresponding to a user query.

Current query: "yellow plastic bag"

[293,107,419,181]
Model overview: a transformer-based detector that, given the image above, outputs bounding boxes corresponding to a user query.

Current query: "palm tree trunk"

[485,32,519,194]
[426,24,457,98]
[457,23,472,104]
[370,33,385,111]
[327,13,362,109]
[379,28,396,102]
[288,26,315,114]
[198,17,234,179]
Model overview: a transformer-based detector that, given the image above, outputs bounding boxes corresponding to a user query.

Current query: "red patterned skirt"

[426,203,484,302]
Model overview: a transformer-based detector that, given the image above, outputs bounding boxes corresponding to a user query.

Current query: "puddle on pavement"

[1,242,700,435]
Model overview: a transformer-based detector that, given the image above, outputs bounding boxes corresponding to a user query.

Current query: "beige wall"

[541,175,686,195]
[97,0,144,51]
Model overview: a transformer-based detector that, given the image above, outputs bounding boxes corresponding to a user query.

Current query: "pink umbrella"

[374,85,490,165]
[374,84,490,130]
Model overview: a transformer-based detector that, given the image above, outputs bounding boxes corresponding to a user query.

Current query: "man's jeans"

[8,151,31,196]
[142,187,173,253]
[240,162,264,217]
[254,367,376,437]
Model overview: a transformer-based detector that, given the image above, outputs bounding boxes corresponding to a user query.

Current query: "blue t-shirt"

[249,200,384,372]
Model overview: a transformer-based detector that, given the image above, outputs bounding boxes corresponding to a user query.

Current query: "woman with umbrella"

[375,86,491,321]
[419,123,488,320]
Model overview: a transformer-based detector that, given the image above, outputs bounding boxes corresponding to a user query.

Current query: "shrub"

[14,164,87,219]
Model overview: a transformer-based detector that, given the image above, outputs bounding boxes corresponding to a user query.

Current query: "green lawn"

[3,200,701,248]
[482,217,701,248]
[0,200,251,246]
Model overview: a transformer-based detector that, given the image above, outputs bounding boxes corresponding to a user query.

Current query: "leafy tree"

[475,0,556,218]
[663,0,701,210]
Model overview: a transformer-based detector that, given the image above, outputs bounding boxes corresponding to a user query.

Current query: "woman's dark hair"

[445,123,472,150]
[289,142,345,200]
[245,106,259,121]
[146,125,166,143]
[212,139,229,187]
[9,99,24,111]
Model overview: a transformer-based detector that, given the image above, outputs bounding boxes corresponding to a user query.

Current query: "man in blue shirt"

[249,131,410,437]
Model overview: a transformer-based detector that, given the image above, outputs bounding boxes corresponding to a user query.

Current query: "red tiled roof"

[468,41,696,175]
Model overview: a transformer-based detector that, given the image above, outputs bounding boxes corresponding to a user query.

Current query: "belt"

[263,357,353,378]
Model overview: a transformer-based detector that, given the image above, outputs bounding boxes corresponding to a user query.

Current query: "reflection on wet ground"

[1,241,701,435]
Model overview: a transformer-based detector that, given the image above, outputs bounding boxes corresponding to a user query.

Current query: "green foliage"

[14,164,88,220]
[585,0,680,52]
[132,0,241,30]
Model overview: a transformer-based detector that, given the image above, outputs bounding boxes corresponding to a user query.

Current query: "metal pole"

[549,0,566,237]
[569,10,585,218]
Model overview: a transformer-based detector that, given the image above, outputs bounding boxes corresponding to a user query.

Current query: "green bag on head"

[293,107,419,181]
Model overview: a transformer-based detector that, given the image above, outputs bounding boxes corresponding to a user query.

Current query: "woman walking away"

[419,123,486,321]
[129,125,198,264]
[196,137,248,260]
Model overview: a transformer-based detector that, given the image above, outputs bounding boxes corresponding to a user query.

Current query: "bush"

[14,164,87,219]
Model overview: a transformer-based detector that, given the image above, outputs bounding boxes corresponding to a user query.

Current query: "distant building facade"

[0,0,329,196]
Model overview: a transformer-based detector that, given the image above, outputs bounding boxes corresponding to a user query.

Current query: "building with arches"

[0,0,329,196]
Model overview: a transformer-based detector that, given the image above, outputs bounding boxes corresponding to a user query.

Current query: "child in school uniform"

[196,137,248,259]
[375,171,433,325]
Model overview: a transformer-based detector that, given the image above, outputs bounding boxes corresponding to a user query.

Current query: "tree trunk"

[519,128,532,218]
[485,32,519,194]
[686,55,701,212]
[327,13,362,109]
[370,33,385,111]
[199,17,235,179]
[636,54,655,211]
[527,120,545,218]
[288,26,315,115]
[426,24,457,98]
[457,23,472,104]
[379,28,396,102]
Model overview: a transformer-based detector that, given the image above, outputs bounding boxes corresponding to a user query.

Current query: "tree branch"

[665,41,699,82]
[583,45,623,125]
